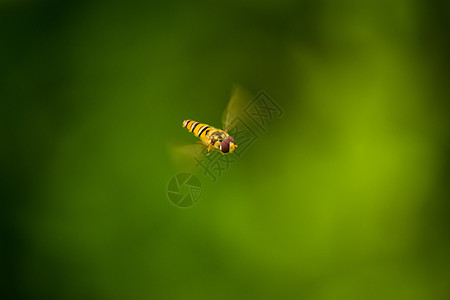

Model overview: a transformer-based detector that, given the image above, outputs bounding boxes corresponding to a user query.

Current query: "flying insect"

[182,85,250,155]
[182,120,236,154]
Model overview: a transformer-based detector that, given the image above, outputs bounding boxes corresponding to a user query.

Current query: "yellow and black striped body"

[183,120,216,141]
[183,119,237,154]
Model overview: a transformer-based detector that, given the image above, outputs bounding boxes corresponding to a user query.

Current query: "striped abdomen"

[183,120,213,141]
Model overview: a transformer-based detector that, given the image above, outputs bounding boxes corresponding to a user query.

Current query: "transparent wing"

[167,142,205,171]
[222,84,252,132]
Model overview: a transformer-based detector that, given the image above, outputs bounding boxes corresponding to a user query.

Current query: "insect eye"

[221,140,230,153]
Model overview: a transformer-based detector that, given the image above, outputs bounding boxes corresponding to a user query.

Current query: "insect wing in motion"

[167,142,204,171]
[222,84,252,133]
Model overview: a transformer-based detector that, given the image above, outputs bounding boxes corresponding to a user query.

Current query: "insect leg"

[196,141,212,155]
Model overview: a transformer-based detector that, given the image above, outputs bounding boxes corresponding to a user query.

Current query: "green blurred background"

[2,0,450,299]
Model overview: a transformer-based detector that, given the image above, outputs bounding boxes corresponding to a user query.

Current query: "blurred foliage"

[1,0,450,299]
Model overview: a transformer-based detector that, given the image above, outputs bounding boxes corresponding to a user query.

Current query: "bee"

[181,85,250,155]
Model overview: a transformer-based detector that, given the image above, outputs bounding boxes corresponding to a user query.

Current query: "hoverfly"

[182,120,237,154]
[181,85,250,155]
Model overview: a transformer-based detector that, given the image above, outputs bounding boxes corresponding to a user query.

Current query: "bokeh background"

[2,0,450,299]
